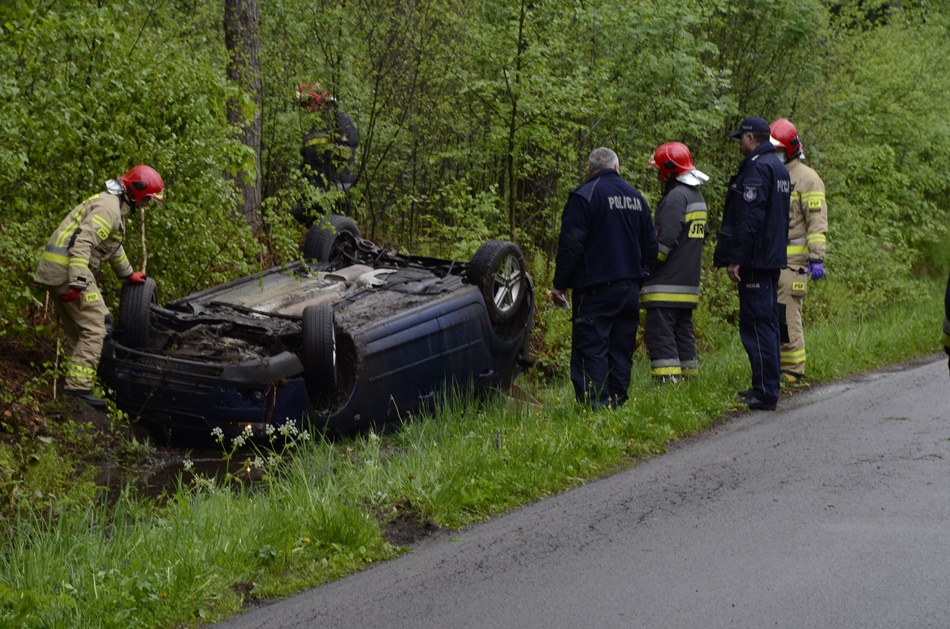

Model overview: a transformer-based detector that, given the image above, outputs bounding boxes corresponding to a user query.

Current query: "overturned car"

[99,216,535,440]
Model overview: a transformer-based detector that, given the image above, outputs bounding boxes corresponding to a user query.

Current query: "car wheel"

[302,303,337,396]
[302,214,361,264]
[466,240,528,324]
[117,277,158,348]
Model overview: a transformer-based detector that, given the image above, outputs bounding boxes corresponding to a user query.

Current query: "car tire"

[302,214,361,263]
[302,303,337,396]
[466,240,528,324]
[117,277,158,348]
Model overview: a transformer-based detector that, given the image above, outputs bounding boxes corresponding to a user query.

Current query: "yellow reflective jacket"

[785,159,828,268]
[33,192,134,289]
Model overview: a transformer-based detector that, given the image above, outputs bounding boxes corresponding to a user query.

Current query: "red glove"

[60,287,83,303]
[127,271,147,283]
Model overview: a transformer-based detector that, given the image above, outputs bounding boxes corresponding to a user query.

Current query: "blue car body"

[99,239,534,441]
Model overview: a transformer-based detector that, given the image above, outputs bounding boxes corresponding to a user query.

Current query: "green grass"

[1,444,399,628]
[0,278,944,628]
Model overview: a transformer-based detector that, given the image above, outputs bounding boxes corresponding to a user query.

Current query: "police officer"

[553,147,658,408]
[714,117,791,410]
[641,142,709,383]
[34,165,165,408]
[942,271,950,376]
[293,82,359,225]
[770,119,828,384]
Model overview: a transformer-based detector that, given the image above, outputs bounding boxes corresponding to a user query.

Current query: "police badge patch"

[743,185,757,202]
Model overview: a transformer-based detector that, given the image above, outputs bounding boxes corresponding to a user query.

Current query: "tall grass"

[0,445,398,627]
[0,278,944,627]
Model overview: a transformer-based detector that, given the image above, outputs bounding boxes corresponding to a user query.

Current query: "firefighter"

[943,271,950,376]
[770,118,828,384]
[34,165,165,408]
[293,82,359,225]
[641,142,710,384]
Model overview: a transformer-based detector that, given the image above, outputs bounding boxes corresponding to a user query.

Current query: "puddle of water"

[95,447,268,500]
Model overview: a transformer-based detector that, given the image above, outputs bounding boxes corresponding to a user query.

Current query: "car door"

[359,313,446,420]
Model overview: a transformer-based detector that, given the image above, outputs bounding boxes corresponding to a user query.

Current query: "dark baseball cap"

[729,116,770,138]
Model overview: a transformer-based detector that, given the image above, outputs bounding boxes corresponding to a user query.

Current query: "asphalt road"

[217,356,950,629]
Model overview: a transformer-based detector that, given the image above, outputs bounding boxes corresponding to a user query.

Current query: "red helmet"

[770,118,803,158]
[296,82,332,109]
[119,165,164,203]
[648,142,696,181]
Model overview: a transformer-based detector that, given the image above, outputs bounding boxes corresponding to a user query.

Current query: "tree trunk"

[224,0,262,233]
[503,0,529,244]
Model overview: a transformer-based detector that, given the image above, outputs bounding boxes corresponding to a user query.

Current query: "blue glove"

[808,260,824,281]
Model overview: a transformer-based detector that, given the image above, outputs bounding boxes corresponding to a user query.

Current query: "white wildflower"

[194,476,215,491]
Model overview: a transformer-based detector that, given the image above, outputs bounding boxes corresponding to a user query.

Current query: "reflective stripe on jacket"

[641,182,707,309]
[786,159,827,266]
[301,108,359,187]
[33,192,133,289]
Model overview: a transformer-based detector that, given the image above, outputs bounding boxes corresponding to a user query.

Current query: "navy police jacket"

[942,270,950,355]
[553,169,658,292]
[713,142,790,271]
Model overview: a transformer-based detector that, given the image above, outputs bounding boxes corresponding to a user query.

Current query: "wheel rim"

[491,254,523,314]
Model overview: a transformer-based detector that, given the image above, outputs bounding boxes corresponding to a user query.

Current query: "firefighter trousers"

[644,307,698,379]
[47,279,109,391]
[778,266,808,377]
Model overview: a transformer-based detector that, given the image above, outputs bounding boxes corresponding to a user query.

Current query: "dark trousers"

[570,280,640,408]
[644,307,698,377]
[738,268,781,403]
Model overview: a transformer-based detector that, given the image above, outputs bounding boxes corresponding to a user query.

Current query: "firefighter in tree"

[770,118,828,384]
[293,82,359,225]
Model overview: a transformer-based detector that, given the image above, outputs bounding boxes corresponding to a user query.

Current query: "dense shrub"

[0,0,948,378]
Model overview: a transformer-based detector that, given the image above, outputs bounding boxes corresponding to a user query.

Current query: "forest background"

[3,0,950,355]
[1,0,950,625]
[1,0,949,479]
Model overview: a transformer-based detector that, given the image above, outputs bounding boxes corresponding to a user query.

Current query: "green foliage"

[5,0,946,360]
[1,2,950,622]
[0,1,262,342]
[0,437,99,527]
[0,428,397,627]
[0,9,942,365]
[818,8,950,305]
[411,182,504,259]
[0,281,943,626]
